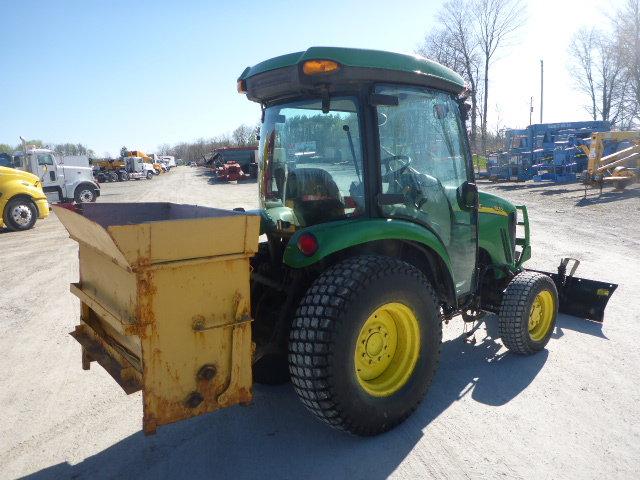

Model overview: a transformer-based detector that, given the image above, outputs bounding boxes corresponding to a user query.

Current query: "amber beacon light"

[302,60,340,75]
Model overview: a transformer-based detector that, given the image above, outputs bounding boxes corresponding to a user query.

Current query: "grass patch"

[473,154,488,170]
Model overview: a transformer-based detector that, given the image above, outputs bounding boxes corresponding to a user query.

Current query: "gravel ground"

[1,167,638,480]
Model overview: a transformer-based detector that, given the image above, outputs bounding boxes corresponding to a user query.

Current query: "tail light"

[297,233,318,256]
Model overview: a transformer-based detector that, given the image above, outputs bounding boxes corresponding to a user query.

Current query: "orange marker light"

[302,60,340,75]
[237,79,247,94]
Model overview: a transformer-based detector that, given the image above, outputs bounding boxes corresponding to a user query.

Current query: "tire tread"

[288,255,441,435]
[498,271,556,355]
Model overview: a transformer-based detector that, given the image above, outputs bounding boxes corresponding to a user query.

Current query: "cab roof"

[238,47,466,103]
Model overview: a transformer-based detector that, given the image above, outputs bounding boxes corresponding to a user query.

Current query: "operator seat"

[284,168,344,226]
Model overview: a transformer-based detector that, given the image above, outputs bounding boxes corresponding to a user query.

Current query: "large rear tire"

[288,255,441,436]
[498,271,558,355]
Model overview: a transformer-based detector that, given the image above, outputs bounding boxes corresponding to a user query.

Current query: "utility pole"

[540,59,544,124]
[529,97,533,126]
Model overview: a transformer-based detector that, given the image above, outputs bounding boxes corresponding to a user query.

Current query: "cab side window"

[375,85,471,244]
[37,154,54,166]
[375,84,477,296]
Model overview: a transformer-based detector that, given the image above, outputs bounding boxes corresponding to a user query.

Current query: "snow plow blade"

[533,258,617,323]
[53,203,260,434]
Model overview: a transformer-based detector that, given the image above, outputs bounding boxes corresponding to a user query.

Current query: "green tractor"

[55,47,618,437]
[239,47,617,436]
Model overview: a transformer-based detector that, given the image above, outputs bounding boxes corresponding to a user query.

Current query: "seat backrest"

[285,168,342,202]
[284,168,344,226]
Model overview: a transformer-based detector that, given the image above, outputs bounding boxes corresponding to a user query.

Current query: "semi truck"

[124,156,156,180]
[14,145,100,203]
[160,155,176,170]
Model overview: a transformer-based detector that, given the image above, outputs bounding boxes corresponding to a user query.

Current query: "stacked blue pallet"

[490,121,611,182]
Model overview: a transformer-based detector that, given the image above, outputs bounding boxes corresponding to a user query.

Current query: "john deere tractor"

[56,47,615,436]
[237,48,615,435]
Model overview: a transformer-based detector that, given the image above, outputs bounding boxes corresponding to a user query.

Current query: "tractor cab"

[244,48,479,299]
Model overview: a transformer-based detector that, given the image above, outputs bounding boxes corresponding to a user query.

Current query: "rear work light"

[302,60,340,75]
[297,233,318,256]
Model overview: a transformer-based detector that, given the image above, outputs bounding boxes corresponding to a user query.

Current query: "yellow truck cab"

[0,166,49,231]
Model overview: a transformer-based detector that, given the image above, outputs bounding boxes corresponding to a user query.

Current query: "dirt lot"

[1,167,639,479]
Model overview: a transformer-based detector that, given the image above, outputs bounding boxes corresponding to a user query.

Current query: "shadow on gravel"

[207,178,258,185]
[25,319,547,480]
[575,187,639,207]
[0,227,11,234]
[553,314,608,340]
[195,170,216,177]
[485,183,548,191]
[539,188,575,196]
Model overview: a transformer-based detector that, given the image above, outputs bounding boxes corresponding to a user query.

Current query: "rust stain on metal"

[56,204,259,435]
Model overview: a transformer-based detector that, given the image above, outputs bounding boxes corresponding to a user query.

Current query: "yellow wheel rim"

[354,302,420,397]
[528,290,555,342]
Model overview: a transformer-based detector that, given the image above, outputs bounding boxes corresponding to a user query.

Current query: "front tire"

[498,271,558,355]
[75,186,96,203]
[288,255,442,436]
[146,171,153,180]
[3,197,37,231]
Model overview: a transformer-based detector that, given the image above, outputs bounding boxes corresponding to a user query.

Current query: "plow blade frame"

[530,258,617,322]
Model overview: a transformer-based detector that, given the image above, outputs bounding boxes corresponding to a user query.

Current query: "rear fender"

[283,218,455,302]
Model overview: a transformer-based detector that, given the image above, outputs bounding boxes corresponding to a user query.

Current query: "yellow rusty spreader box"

[53,203,260,434]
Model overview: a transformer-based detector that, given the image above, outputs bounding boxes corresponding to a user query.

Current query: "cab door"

[374,84,478,297]
[34,152,63,202]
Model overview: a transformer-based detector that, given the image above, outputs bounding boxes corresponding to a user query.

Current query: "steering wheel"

[381,155,412,177]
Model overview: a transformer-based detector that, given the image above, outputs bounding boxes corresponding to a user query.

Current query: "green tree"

[19,139,44,149]
[0,143,13,154]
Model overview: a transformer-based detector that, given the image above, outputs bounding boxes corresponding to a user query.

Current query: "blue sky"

[1,0,620,156]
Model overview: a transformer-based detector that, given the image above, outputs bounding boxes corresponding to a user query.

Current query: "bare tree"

[568,28,599,120]
[418,29,465,73]
[232,124,253,146]
[569,28,626,123]
[612,0,640,126]
[417,1,482,149]
[157,143,171,155]
[474,0,525,154]
[159,122,260,162]
[567,1,640,128]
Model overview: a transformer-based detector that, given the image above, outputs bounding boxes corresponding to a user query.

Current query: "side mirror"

[458,181,478,210]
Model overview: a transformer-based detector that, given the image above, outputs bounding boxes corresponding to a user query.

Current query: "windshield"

[258,97,364,228]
